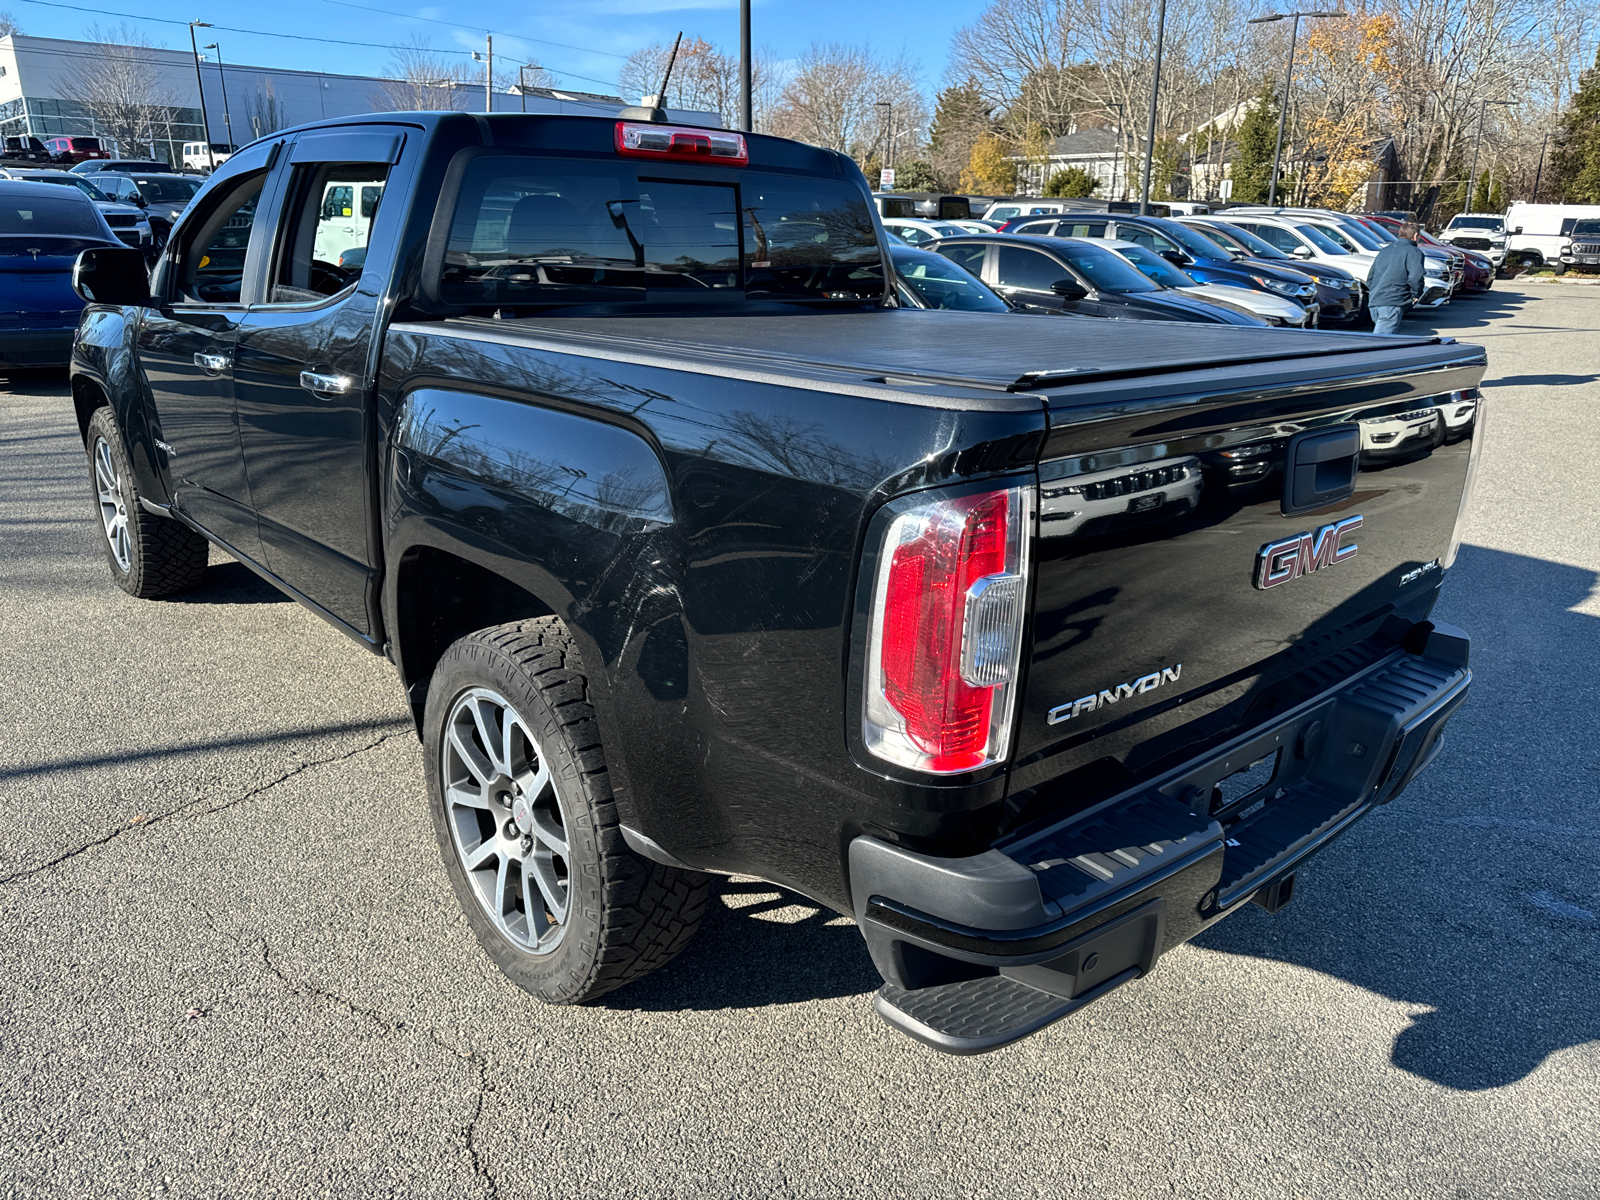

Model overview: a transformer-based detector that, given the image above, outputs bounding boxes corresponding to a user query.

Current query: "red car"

[1366,214,1493,293]
[44,136,111,165]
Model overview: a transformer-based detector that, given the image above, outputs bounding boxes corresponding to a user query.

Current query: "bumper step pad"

[876,974,1111,1056]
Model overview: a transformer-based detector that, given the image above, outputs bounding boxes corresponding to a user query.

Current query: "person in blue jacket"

[1366,222,1425,335]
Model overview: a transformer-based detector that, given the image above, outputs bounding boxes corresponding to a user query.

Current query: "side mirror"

[1051,278,1089,301]
[1513,226,1523,235]
[1159,249,1190,266]
[73,246,152,306]
[1291,245,1313,258]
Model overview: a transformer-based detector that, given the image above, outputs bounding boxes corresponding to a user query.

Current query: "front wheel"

[424,618,710,1003]
[85,406,209,598]
[1552,263,1567,276]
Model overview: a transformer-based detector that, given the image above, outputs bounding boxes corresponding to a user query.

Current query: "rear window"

[133,176,201,203]
[70,139,103,151]
[0,194,101,236]
[437,155,885,310]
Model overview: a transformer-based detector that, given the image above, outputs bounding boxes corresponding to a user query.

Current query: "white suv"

[1439,213,1507,265]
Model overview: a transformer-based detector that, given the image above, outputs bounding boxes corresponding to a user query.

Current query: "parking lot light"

[1248,9,1347,206]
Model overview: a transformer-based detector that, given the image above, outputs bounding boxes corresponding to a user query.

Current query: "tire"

[1552,263,1567,276]
[85,406,210,598]
[424,617,710,1004]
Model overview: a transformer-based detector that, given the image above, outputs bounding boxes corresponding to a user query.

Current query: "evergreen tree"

[929,81,996,191]
[1044,166,1099,197]
[1488,173,1505,213]
[894,159,939,192]
[1553,49,1600,203]
[1232,81,1281,204]
[1471,169,1492,212]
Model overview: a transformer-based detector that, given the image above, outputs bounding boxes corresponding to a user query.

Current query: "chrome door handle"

[193,351,230,375]
[299,370,353,397]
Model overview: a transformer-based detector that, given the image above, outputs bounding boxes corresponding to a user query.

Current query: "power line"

[320,0,631,62]
[10,0,624,88]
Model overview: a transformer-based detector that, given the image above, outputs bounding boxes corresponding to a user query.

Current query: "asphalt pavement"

[2,282,1597,1199]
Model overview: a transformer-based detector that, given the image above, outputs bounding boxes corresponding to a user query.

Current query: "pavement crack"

[257,940,501,1199]
[0,729,410,887]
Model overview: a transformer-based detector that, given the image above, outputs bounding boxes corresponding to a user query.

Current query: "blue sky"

[12,0,978,101]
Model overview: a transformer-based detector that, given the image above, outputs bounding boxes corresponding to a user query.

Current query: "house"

[1014,126,1139,199]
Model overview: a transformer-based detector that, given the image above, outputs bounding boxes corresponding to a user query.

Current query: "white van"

[182,142,233,171]
[1503,202,1600,270]
[312,177,386,266]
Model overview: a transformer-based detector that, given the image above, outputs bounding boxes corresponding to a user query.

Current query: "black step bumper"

[851,622,1471,1054]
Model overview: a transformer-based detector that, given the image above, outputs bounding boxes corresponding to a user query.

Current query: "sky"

[8,0,979,103]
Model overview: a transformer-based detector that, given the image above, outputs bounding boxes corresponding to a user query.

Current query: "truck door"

[135,165,271,562]
[231,127,405,640]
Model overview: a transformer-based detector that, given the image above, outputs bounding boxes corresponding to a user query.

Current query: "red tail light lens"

[863,484,1034,774]
[615,122,749,166]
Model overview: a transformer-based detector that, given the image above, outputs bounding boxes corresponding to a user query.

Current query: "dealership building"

[0,34,716,165]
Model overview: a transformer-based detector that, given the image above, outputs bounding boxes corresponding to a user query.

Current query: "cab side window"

[172,172,265,305]
[938,243,987,275]
[996,245,1072,292]
[1248,224,1300,254]
[268,162,390,306]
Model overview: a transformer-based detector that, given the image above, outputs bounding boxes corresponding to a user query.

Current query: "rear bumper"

[0,327,76,367]
[852,622,1471,1054]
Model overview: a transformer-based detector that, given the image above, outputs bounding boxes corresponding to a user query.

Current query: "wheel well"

[394,547,556,727]
[72,375,110,444]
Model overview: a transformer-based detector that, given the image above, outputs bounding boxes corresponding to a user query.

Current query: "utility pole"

[187,21,214,170]
[1248,10,1345,207]
[204,43,233,150]
[1533,132,1549,203]
[486,35,493,114]
[739,0,752,132]
[1138,0,1168,215]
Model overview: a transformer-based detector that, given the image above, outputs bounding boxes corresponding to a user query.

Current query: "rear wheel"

[85,406,209,598]
[424,618,710,1003]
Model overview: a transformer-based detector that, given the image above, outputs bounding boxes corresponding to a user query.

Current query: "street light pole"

[518,64,540,113]
[1533,131,1549,203]
[188,20,214,171]
[1248,10,1345,207]
[1138,0,1168,216]
[1466,98,1512,210]
[486,35,493,114]
[739,0,752,132]
[204,43,233,151]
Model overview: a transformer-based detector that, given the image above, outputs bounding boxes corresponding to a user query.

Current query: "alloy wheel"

[442,687,571,954]
[93,435,131,572]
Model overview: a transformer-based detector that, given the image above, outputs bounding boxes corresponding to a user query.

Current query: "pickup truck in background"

[69,112,1486,1055]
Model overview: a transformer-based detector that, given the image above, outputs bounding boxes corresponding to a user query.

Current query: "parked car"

[1105,239,1316,326]
[44,136,111,165]
[932,233,1269,324]
[1207,212,1396,300]
[69,110,1485,1057]
[181,141,235,171]
[873,192,974,220]
[940,219,1001,235]
[1013,211,1323,313]
[1557,218,1600,275]
[70,158,175,177]
[1177,218,1363,322]
[1365,215,1492,293]
[1501,202,1600,272]
[0,179,122,368]
[882,217,970,246]
[90,172,204,253]
[890,244,1013,312]
[2,136,52,163]
[1437,213,1508,265]
[0,168,153,254]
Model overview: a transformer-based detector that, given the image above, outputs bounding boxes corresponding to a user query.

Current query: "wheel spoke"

[529,852,569,924]
[514,757,550,807]
[493,855,514,921]
[448,726,494,786]
[522,861,551,940]
[469,696,506,776]
[461,835,499,871]
[530,807,567,860]
[446,782,493,811]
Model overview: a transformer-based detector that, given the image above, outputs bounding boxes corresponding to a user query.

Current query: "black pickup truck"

[68,112,1485,1054]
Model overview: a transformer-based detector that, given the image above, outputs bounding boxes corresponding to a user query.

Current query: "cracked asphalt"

[2,281,1597,1199]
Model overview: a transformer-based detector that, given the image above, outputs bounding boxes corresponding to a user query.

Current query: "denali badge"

[1254,516,1362,590]
[1048,664,1182,725]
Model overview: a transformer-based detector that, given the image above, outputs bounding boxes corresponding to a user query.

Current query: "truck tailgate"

[1009,345,1487,802]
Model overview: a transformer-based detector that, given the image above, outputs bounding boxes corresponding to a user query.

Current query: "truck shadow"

[1191,543,1600,1090]
[615,546,1600,1093]
[165,558,294,605]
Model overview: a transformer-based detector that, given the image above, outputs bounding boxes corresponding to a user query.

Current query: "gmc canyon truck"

[68,112,1485,1054]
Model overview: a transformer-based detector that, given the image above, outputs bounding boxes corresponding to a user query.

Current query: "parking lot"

[2,281,1597,1199]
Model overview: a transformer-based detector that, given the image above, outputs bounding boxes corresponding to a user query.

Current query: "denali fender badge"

[1048,664,1182,725]
[1254,516,1362,590]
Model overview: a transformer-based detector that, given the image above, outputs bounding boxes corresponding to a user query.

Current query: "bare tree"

[245,78,289,140]
[55,25,177,159]
[373,36,475,112]
[617,36,778,128]
[767,42,928,168]
[0,12,22,37]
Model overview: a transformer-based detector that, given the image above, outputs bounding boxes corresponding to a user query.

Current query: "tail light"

[863,483,1034,774]
[616,122,748,166]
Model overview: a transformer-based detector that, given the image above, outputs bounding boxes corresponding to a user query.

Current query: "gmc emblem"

[1254,516,1362,589]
